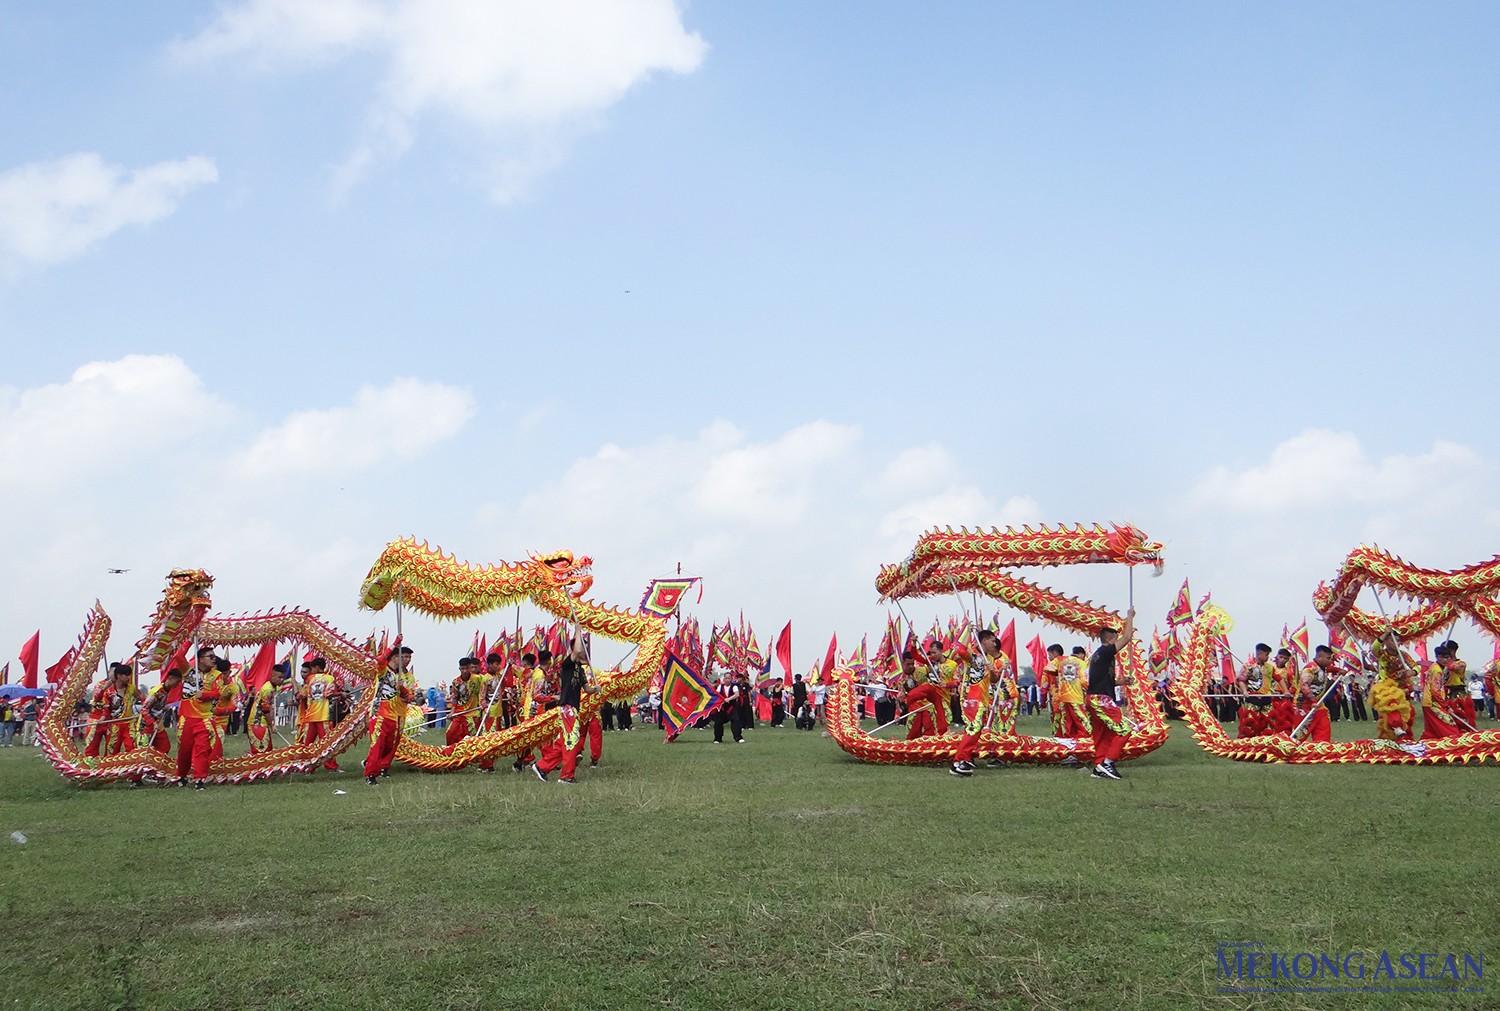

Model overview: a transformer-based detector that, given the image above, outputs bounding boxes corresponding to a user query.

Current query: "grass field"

[2,714,1497,1011]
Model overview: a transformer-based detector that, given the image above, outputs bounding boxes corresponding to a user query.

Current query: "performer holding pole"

[1086,608,1136,781]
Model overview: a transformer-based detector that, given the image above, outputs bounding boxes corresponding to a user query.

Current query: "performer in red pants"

[176,647,224,789]
[950,631,1007,776]
[136,670,182,754]
[534,647,596,784]
[900,653,949,739]
[1086,608,1135,780]
[247,664,288,755]
[298,657,343,771]
[364,649,413,784]
[445,657,486,746]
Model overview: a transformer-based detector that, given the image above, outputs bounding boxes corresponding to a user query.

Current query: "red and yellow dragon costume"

[358,537,668,772]
[827,523,1170,765]
[1170,544,1500,764]
[40,569,382,784]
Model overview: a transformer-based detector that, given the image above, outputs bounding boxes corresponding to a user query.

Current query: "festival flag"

[45,647,76,685]
[998,619,1018,676]
[0,662,7,685]
[846,635,868,673]
[1414,640,1430,664]
[1166,579,1193,628]
[744,629,768,674]
[639,577,701,619]
[1148,630,1170,678]
[1337,637,1364,673]
[19,632,39,690]
[819,633,839,686]
[245,641,277,694]
[659,651,723,742]
[476,633,487,663]
[775,621,792,685]
[1279,624,1291,653]
[1025,635,1046,677]
[1289,621,1310,662]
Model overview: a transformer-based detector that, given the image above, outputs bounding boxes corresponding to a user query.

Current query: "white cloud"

[1163,429,1500,652]
[174,0,708,202]
[0,153,217,267]
[1190,429,1484,512]
[692,420,860,523]
[0,355,225,488]
[236,377,475,478]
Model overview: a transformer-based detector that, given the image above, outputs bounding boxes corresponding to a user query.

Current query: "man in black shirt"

[1087,607,1135,781]
[533,642,595,784]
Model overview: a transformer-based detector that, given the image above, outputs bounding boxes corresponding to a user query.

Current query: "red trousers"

[954,696,989,764]
[446,712,474,747]
[1421,705,1463,740]
[363,716,400,778]
[300,720,340,770]
[904,685,948,739]
[1295,707,1331,742]
[176,717,214,780]
[1087,695,1127,764]
[584,715,602,762]
[536,708,583,779]
[1053,701,1090,739]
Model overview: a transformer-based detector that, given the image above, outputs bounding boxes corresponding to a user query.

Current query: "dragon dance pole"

[868,701,932,736]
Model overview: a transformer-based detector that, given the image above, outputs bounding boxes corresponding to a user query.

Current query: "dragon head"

[163,568,215,610]
[529,550,594,599]
[1104,524,1164,575]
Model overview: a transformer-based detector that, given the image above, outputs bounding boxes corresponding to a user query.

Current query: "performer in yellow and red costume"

[298,657,342,772]
[176,646,225,788]
[1370,632,1416,741]
[949,630,1007,777]
[364,647,414,785]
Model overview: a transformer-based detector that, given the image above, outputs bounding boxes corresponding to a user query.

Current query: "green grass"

[2,715,1497,1011]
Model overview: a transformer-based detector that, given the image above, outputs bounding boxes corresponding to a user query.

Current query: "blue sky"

[3,2,1498,684]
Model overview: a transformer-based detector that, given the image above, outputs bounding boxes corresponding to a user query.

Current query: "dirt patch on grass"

[776,804,865,820]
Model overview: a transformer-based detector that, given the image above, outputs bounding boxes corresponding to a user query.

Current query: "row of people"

[1224,636,1486,743]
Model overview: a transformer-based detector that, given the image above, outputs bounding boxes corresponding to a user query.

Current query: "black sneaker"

[558,777,575,785]
[1095,764,1122,781]
[1103,760,1123,779]
[193,781,205,791]
[366,775,378,785]
[985,758,1005,768]
[949,762,972,777]
[1090,767,1110,779]
[533,764,548,782]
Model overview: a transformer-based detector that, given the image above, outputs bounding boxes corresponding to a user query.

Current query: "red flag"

[819,632,838,686]
[245,641,277,694]
[1025,634,1046,676]
[162,638,192,684]
[775,621,792,685]
[19,631,39,690]
[45,647,76,685]
[477,633,487,662]
[1414,640,1429,664]
[998,619,1018,676]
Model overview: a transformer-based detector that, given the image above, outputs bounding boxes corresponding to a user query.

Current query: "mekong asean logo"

[1216,942,1484,996]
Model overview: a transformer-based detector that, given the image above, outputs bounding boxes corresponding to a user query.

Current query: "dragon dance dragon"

[39,569,382,785]
[357,537,667,772]
[1170,544,1500,765]
[827,523,1170,765]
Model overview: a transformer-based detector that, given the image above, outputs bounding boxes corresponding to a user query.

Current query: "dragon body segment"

[359,538,666,772]
[39,571,381,785]
[1171,545,1500,765]
[832,523,1168,766]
